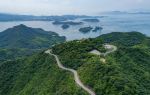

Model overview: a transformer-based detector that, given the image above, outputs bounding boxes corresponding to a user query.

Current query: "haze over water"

[0,13,150,40]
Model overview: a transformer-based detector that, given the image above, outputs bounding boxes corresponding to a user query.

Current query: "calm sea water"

[100,14,150,36]
[0,14,150,41]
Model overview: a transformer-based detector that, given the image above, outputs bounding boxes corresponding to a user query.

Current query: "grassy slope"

[0,52,87,95]
[53,32,150,95]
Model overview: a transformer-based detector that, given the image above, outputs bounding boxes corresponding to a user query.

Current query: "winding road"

[102,44,117,57]
[90,44,117,57]
[45,50,96,95]
[45,44,117,95]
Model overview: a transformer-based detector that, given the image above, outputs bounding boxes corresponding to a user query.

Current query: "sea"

[0,13,150,41]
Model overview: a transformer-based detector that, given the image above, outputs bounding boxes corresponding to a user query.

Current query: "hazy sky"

[0,0,150,15]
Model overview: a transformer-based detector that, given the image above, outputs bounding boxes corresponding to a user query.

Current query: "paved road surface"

[90,44,117,57]
[45,44,117,95]
[45,50,96,95]
[103,44,117,56]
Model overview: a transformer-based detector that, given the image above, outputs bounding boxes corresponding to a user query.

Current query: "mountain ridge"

[0,32,149,95]
[0,24,66,49]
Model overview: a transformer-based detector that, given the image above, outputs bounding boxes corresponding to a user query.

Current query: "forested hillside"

[0,52,87,95]
[0,24,66,61]
[0,24,65,49]
[0,48,39,62]
[52,32,150,95]
[0,32,149,95]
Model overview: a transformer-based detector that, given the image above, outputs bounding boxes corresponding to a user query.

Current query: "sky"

[0,0,150,15]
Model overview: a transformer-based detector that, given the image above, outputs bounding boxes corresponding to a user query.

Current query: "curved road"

[103,44,117,56]
[45,50,96,95]
[45,44,117,95]
[90,44,117,57]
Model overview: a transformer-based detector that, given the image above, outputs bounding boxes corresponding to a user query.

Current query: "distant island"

[53,21,83,25]
[0,13,99,21]
[130,12,150,14]
[92,26,103,32]
[100,11,150,15]
[79,26,93,33]
[82,18,100,22]
[61,24,70,29]
[79,26,103,33]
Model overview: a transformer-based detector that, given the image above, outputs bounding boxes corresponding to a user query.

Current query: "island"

[92,26,103,32]
[82,18,100,22]
[61,24,70,29]
[53,21,83,25]
[79,26,93,33]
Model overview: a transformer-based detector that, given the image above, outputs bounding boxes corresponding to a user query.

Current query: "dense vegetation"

[1,32,149,95]
[0,48,38,61]
[0,24,65,49]
[99,32,149,47]
[0,24,66,60]
[0,52,87,95]
[53,32,150,95]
